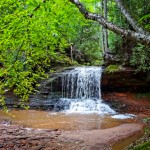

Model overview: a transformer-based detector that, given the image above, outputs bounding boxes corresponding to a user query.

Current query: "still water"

[0,109,136,130]
[0,110,143,150]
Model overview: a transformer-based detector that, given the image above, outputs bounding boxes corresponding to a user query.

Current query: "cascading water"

[62,67,101,99]
[54,66,115,114]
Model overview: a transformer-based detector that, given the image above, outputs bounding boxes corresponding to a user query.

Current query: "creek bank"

[0,121,143,150]
[102,92,150,116]
[101,69,150,150]
[124,134,150,150]
[60,123,143,150]
[102,92,150,150]
[101,68,150,120]
[0,121,87,150]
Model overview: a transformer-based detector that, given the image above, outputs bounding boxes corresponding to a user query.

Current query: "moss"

[135,93,150,100]
[126,134,150,150]
[105,65,122,73]
[133,140,150,150]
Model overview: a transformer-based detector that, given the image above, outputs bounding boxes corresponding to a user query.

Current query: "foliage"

[0,0,87,106]
[72,21,103,65]
[80,0,100,13]
[130,44,150,71]
[144,128,150,135]
[132,141,150,150]
[135,93,150,100]
[123,0,150,32]
[139,13,150,32]
[143,118,150,136]
[143,118,150,124]
[1,0,150,107]
[126,4,150,71]
[105,64,122,73]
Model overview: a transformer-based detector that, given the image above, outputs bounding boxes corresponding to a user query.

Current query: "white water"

[62,67,101,99]
[111,114,136,119]
[54,66,115,114]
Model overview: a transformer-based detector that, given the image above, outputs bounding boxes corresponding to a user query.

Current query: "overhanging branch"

[115,0,149,35]
[69,0,150,46]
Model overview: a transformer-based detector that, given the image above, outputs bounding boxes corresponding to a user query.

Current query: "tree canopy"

[0,0,150,107]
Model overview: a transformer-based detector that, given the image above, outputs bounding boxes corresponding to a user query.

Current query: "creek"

[0,66,145,149]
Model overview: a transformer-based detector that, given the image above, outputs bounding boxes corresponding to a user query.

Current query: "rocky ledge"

[101,68,150,92]
[0,121,145,150]
[102,92,150,115]
[0,121,86,150]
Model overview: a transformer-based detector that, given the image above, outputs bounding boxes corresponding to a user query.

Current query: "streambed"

[0,109,143,150]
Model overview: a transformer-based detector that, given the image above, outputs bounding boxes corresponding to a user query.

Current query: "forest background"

[0,0,150,107]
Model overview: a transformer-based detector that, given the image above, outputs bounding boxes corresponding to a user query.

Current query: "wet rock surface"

[0,121,144,150]
[0,121,87,150]
[60,123,143,149]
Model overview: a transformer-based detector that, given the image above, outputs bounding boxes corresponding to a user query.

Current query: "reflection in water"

[0,110,133,130]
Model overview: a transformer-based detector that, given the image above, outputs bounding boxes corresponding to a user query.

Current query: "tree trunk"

[101,0,109,59]
[70,45,74,63]
[69,0,150,46]
[101,0,105,57]
[103,0,109,58]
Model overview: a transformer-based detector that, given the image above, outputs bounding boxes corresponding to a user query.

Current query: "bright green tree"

[0,0,87,107]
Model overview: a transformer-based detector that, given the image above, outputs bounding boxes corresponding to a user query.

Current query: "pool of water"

[0,109,143,150]
[0,109,137,130]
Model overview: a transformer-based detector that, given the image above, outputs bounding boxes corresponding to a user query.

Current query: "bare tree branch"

[115,0,149,35]
[69,0,150,46]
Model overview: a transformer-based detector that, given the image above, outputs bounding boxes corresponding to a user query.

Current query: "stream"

[0,109,143,150]
[0,66,145,149]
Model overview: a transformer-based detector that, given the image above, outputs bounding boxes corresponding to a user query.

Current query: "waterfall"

[61,67,101,99]
[54,66,115,114]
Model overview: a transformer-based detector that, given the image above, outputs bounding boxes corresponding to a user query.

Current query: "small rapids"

[54,66,115,114]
